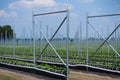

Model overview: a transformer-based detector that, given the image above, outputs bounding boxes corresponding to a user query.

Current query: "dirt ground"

[0,68,120,80]
[70,69,120,80]
[0,67,55,80]
[0,69,44,80]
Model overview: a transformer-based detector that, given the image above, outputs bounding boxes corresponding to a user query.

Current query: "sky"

[0,0,120,39]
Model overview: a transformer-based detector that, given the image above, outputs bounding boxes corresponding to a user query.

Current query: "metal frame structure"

[32,7,70,80]
[73,21,82,56]
[86,13,89,70]
[86,13,120,70]
[13,30,16,57]
[40,16,67,55]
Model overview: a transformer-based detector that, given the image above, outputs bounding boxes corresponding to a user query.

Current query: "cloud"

[0,10,17,18]
[78,0,95,3]
[40,3,73,12]
[9,0,56,9]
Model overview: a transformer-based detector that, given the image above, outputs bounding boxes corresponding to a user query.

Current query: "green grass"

[0,42,120,71]
[0,74,17,80]
[0,57,67,74]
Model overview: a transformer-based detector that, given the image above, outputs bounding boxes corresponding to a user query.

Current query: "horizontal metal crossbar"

[33,10,67,16]
[88,13,120,18]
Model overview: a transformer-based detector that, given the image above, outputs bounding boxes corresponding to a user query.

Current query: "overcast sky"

[0,0,120,38]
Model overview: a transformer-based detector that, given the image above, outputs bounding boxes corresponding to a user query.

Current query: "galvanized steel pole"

[66,6,70,80]
[32,12,36,65]
[5,30,7,54]
[78,25,80,56]
[86,13,89,70]
[80,21,82,56]
[23,28,25,56]
[107,26,110,55]
[13,31,16,57]
[39,21,42,60]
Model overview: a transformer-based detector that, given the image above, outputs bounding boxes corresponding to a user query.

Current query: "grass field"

[0,41,120,71]
[0,41,120,80]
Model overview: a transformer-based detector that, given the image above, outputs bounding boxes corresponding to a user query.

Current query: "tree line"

[0,25,14,40]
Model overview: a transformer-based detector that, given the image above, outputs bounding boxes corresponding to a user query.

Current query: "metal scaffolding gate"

[32,6,70,80]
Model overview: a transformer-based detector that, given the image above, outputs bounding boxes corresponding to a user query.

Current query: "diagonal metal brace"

[41,16,67,54]
[88,23,120,57]
[39,29,66,66]
[95,24,120,53]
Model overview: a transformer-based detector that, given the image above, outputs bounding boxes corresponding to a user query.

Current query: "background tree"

[0,25,13,40]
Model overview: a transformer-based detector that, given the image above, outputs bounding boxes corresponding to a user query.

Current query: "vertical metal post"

[23,28,25,56]
[40,21,42,60]
[101,28,103,53]
[51,28,53,39]
[46,25,49,39]
[114,23,117,57]
[46,25,48,54]
[60,34,62,49]
[5,30,7,42]
[40,21,42,53]
[80,21,82,56]
[86,13,89,70]
[66,6,69,80]
[30,30,33,58]
[5,30,7,55]
[51,28,53,49]
[13,31,16,57]
[115,28,117,49]
[94,32,96,50]
[78,25,80,56]
[32,12,36,65]
[92,31,94,50]
[58,33,60,49]
[107,26,110,56]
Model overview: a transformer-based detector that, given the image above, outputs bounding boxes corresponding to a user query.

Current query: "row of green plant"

[0,57,66,75]
[0,44,120,72]
[0,51,119,65]
[39,56,120,71]
[89,61,120,71]
[0,45,119,57]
